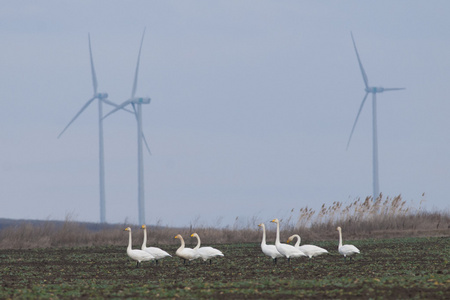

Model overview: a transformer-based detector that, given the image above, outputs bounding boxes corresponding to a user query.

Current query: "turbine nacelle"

[365,87,384,93]
[95,92,109,99]
[130,97,151,104]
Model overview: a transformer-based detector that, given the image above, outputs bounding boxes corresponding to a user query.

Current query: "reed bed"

[0,195,448,249]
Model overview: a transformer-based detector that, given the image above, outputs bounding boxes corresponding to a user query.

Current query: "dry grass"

[0,195,449,249]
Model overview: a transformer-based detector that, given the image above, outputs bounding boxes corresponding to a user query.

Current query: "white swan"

[258,223,283,264]
[141,224,171,264]
[271,219,306,263]
[124,227,155,267]
[336,226,360,261]
[191,233,224,264]
[286,234,328,258]
[175,234,200,264]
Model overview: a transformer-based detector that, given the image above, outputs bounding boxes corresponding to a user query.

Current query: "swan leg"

[136,261,140,268]
[273,258,277,264]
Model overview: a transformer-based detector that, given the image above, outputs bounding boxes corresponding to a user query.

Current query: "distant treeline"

[0,195,449,249]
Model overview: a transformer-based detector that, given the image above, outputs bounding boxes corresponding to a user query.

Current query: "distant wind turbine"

[103,28,151,225]
[58,34,132,224]
[346,32,405,200]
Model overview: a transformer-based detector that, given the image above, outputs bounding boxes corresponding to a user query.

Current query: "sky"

[1,1,450,227]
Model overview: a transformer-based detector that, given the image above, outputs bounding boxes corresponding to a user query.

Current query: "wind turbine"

[103,28,151,225]
[346,32,405,200]
[58,34,131,223]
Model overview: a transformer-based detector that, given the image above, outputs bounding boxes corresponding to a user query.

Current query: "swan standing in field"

[124,227,155,268]
[336,226,360,261]
[191,233,224,265]
[286,234,328,258]
[271,219,307,263]
[141,225,171,265]
[258,223,283,264]
[175,234,200,264]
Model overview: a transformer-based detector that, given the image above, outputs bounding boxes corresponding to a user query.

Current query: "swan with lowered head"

[141,225,171,264]
[124,227,155,267]
[286,234,328,258]
[191,233,224,264]
[271,218,307,263]
[175,234,200,264]
[258,223,283,264]
[336,226,360,261]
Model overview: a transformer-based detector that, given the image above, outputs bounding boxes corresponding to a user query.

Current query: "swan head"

[175,234,182,239]
[141,224,146,229]
[271,218,279,224]
[286,235,294,243]
[124,227,131,232]
[258,223,264,228]
[191,233,198,238]
[336,226,342,231]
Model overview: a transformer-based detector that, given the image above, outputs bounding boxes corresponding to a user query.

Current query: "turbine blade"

[142,132,152,155]
[88,34,98,95]
[131,28,146,99]
[351,32,369,89]
[346,92,369,150]
[383,88,405,92]
[102,98,134,114]
[103,99,133,119]
[58,97,96,138]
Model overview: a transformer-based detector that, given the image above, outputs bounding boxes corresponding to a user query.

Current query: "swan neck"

[194,235,201,250]
[261,226,266,245]
[142,228,147,249]
[275,222,280,245]
[295,235,301,248]
[178,236,185,250]
[338,229,343,247]
[128,230,132,251]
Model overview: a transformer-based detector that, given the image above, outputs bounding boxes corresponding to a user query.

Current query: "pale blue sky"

[1,1,449,226]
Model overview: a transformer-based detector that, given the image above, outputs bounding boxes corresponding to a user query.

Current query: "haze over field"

[1,1,450,226]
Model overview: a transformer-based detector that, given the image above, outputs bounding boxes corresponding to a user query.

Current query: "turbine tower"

[103,28,151,225]
[346,32,405,200]
[58,34,131,223]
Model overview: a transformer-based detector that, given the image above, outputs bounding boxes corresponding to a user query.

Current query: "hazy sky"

[1,1,450,227]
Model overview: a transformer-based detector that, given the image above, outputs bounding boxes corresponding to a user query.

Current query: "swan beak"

[190,234,194,237]
[141,225,146,229]
[286,240,290,244]
[174,235,178,239]
[271,219,276,223]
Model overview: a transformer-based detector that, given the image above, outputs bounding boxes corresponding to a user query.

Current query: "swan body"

[258,223,283,264]
[337,226,360,261]
[191,233,224,264]
[141,225,171,263]
[124,227,155,267]
[271,219,306,262]
[287,234,328,258]
[175,234,200,264]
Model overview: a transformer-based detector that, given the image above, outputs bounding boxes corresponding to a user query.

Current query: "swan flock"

[123,221,359,267]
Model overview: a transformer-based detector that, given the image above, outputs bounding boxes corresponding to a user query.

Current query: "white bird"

[124,227,155,267]
[271,219,307,263]
[191,233,224,265]
[336,226,360,261]
[286,234,328,258]
[174,234,200,264]
[141,224,171,265]
[258,223,283,264]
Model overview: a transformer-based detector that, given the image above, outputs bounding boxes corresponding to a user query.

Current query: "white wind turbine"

[58,34,131,223]
[347,32,405,200]
[103,29,151,225]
